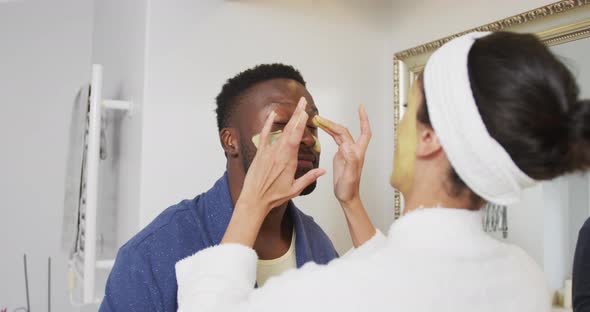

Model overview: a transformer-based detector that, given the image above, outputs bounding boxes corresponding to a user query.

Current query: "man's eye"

[272,123,316,130]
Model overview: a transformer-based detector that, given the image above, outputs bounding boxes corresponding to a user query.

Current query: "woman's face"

[390,80,422,195]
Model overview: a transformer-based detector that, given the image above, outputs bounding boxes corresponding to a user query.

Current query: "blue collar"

[199,172,336,266]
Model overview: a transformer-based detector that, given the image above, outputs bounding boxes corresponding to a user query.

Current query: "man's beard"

[239,137,317,196]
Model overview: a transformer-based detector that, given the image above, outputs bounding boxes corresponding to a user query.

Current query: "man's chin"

[299,181,317,196]
[295,167,318,196]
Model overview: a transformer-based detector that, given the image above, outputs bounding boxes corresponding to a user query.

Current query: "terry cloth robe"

[176,208,551,312]
[99,172,338,312]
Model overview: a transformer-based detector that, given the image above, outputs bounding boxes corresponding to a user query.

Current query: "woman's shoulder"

[498,242,552,306]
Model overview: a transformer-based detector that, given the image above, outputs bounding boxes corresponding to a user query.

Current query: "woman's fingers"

[258,110,277,150]
[341,143,360,178]
[357,105,372,151]
[316,115,354,146]
[339,143,360,171]
[317,106,371,158]
[283,97,309,150]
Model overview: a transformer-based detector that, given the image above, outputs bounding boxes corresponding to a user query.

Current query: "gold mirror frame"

[392,0,590,219]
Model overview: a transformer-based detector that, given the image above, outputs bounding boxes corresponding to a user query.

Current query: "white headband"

[424,32,536,205]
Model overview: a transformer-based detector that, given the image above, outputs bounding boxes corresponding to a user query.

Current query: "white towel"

[424,32,536,205]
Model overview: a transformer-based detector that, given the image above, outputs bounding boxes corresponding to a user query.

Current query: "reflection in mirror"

[552,38,590,99]
[540,38,590,304]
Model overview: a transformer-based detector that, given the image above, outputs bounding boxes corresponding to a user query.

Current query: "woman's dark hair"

[417,31,590,200]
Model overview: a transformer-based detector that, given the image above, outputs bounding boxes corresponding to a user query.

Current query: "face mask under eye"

[252,130,283,148]
[251,129,321,153]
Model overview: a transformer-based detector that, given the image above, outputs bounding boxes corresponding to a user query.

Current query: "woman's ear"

[220,128,240,158]
[416,125,442,158]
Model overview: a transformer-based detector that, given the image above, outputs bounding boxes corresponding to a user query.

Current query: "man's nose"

[300,128,316,147]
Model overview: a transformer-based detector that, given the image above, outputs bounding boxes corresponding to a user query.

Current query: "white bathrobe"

[176,208,551,312]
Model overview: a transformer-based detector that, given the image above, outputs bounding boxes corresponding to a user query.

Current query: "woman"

[175,32,590,312]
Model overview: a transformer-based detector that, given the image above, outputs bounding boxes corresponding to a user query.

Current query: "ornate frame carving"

[392,0,590,219]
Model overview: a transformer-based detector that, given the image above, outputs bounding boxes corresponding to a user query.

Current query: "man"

[99,63,338,312]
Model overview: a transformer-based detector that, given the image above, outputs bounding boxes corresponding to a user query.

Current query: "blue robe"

[99,172,338,312]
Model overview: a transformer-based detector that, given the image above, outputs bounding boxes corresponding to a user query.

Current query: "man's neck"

[227,167,294,260]
[254,203,294,259]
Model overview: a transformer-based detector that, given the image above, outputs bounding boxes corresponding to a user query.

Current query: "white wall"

[542,178,569,290]
[89,0,148,306]
[568,174,588,275]
[91,0,148,252]
[139,0,394,253]
[0,1,93,311]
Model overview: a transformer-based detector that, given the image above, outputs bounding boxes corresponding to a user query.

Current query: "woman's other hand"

[316,106,376,247]
[315,105,372,205]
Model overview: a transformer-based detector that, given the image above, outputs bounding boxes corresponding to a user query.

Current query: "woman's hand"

[315,106,372,205]
[316,106,376,247]
[221,97,326,247]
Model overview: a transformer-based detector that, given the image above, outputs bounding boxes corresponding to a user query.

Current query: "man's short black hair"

[215,63,306,131]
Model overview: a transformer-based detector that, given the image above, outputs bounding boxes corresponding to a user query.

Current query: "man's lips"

[297,160,314,168]
[297,153,317,168]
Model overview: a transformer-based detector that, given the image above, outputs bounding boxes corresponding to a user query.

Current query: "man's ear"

[220,128,240,158]
[416,125,442,158]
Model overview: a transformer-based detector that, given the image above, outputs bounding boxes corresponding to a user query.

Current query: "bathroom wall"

[0,1,93,311]
[91,0,148,252]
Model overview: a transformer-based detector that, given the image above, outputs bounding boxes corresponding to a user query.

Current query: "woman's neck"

[402,188,479,215]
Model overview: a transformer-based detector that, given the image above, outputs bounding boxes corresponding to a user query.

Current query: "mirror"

[392,0,590,304]
[543,36,590,292]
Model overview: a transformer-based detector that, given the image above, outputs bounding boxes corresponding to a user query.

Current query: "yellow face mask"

[252,130,321,153]
[311,134,321,153]
[252,130,283,147]
[391,82,420,196]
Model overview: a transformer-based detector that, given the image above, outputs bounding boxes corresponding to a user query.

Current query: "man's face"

[391,81,421,196]
[236,78,320,195]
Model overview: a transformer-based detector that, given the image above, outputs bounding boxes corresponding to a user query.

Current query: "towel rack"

[69,64,132,304]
